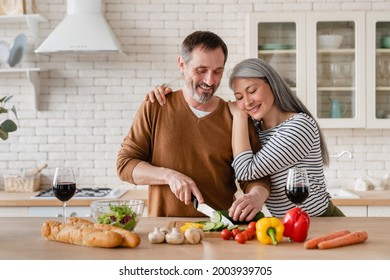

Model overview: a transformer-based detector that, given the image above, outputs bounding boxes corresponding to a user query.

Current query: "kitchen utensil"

[0,40,10,65]
[191,195,234,227]
[329,97,348,118]
[8,33,27,67]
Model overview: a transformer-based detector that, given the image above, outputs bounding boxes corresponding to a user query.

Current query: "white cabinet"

[0,14,47,110]
[0,207,29,217]
[246,11,390,129]
[367,206,390,217]
[246,12,307,103]
[338,206,367,217]
[366,12,390,128]
[306,12,366,128]
[29,206,92,217]
[337,206,390,217]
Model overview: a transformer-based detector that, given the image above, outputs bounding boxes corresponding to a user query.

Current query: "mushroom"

[165,227,185,245]
[159,226,170,234]
[184,228,203,244]
[148,227,166,244]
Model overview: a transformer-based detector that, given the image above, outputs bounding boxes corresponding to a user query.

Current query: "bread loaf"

[67,217,141,248]
[41,220,123,248]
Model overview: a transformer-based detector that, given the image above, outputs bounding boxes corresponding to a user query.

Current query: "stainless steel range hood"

[35,0,123,54]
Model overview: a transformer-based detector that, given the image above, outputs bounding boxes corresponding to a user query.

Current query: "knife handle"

[191,194,199,208]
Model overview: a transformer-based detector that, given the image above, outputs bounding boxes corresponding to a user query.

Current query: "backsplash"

[1,0,390,190]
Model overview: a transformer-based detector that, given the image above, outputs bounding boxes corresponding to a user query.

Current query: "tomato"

[243,228,256,240]
[231,228,241,238]
[235,232,247,244]
[248,221,257,230]
[220,229,233,240]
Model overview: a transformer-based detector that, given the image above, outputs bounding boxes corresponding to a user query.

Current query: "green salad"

[97,204,139,231]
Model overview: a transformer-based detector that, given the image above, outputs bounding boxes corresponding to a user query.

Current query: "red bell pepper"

[281,207,310,242]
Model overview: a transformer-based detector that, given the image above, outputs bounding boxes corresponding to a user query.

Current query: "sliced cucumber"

[212,221,225,231]
[202,222,216,231]
[227,224,239,230]
[210,211,222,223]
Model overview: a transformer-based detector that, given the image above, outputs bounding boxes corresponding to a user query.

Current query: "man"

[117,31,270,220]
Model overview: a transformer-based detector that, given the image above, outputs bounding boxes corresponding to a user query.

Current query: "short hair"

[180,31,228,65]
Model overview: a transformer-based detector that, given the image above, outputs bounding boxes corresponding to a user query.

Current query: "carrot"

[317,230,368,250]
[304,229,351,249]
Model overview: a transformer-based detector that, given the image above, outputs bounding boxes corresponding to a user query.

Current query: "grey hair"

[228,58,329,166]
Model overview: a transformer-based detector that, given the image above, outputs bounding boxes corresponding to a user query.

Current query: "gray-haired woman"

[227,58,344,217]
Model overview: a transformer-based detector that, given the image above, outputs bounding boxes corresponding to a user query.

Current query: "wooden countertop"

[0,189,148,207]
[0,216,388,260]
[1,189,389,207]
[331,190,390,206]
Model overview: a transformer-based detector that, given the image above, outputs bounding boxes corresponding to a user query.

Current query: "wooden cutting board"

[168,221,248,238]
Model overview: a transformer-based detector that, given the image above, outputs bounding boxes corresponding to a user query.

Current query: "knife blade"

[191,195,234,227]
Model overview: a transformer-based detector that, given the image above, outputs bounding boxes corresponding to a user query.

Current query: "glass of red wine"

[52,167,76,223]
[285,167,310,208]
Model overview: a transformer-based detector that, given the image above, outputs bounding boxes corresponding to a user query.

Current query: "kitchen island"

[1,216,389,260]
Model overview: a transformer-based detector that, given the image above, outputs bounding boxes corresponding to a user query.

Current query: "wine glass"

[285,167,310,208]
[52,167,77,223]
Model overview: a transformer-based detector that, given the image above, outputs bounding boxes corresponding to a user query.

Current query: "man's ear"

[178,56,185,73]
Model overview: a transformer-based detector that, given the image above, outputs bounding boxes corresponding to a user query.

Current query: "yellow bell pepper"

[256,217,284,245]
[180,222,204,232]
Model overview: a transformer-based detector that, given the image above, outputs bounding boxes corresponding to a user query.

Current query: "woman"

[227,58,344,217]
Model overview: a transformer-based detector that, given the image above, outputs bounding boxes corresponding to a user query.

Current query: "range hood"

[35,0,123,54]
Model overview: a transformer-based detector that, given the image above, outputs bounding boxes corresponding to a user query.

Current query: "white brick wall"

[1,0,390,190]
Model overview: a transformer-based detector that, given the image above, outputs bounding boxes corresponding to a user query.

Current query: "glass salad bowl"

[90,199,144,231]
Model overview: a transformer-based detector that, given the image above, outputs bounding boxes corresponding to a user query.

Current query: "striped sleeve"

[232,115,318,181]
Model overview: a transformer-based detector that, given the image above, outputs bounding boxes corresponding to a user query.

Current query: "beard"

[189,81,218,104]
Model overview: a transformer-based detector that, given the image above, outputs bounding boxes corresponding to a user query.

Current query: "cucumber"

[218,210,265,224]
[202,222,216,231]
[210,211,222,223]
[212,221,225,231]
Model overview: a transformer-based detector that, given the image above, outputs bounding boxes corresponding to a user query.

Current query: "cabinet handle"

[56,213,63,217]
[70,212,78,217]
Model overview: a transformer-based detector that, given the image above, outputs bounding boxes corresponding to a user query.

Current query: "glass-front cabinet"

[247,11,389,129]
[366,12,390,128]
[307,12,365,128]
[246,13,306,102]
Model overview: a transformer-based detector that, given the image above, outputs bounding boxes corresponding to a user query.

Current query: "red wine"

[53,182,76,202]
[286,185,309,205]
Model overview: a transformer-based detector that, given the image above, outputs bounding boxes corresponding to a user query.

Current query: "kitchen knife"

[191,195,234,227]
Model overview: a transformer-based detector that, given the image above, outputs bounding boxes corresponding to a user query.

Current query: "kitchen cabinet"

[28,206,92,217]
[337,205,367,217]
[0,206,29,217]
[367,206,390,217]
[246,12,307,102]
[366,12,390,128]
[0,14,47,110]
[246,11,389,129]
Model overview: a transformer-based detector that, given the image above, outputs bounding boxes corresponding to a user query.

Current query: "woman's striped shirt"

[232,113,330,217]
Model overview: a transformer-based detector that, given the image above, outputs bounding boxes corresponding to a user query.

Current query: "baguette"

[67,217,141,248]
[41,220,123,248]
